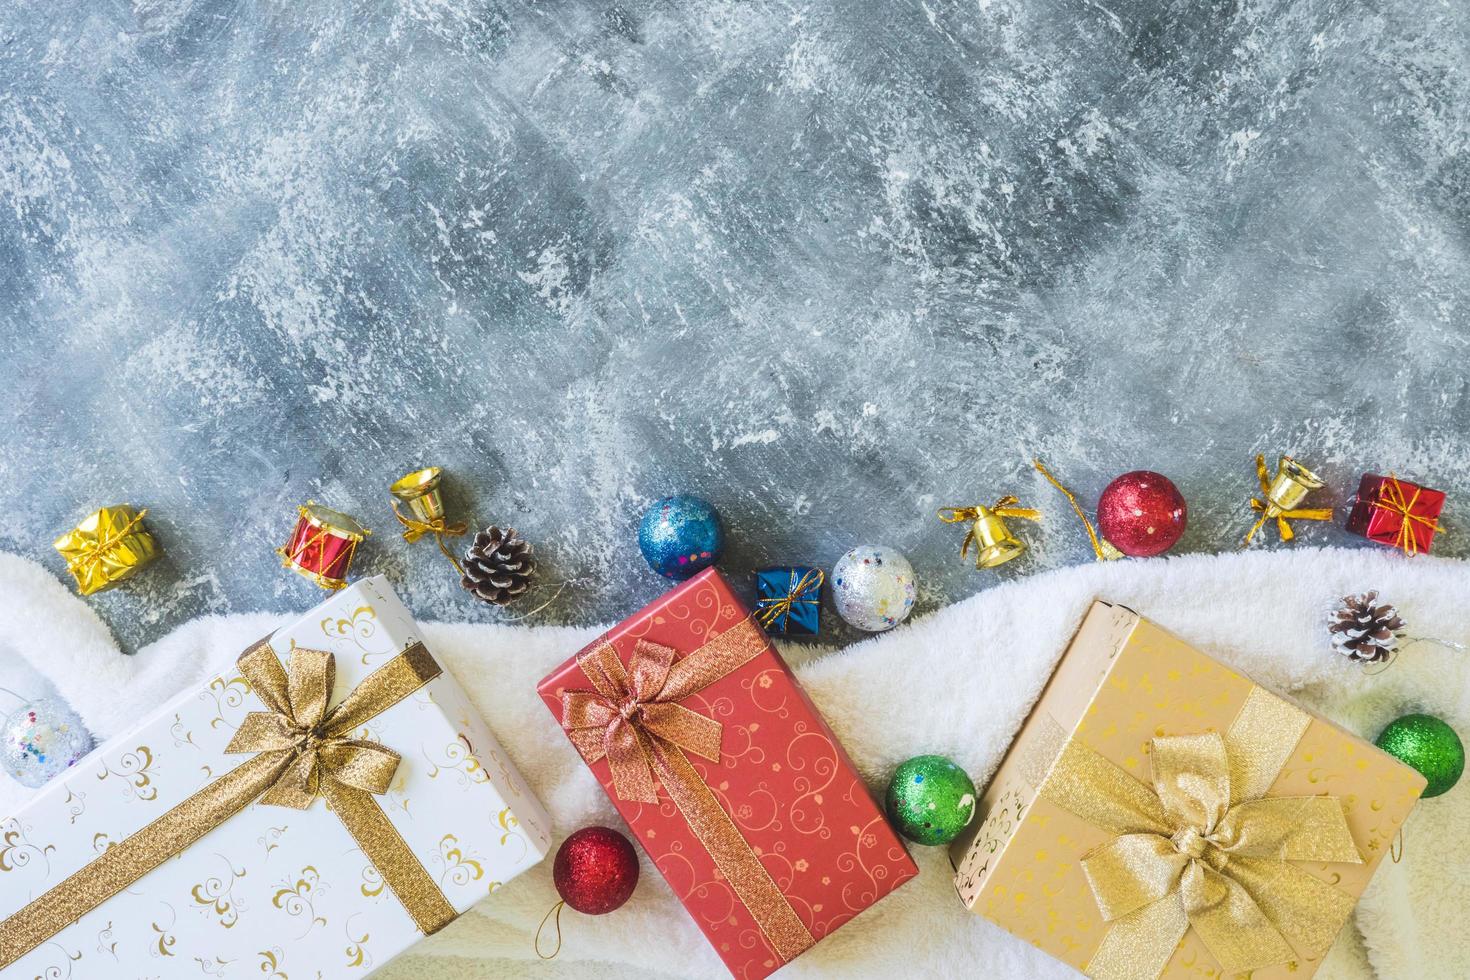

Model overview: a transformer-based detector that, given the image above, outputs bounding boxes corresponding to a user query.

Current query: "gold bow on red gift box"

[559,620,816,966]
[1369,473,1444,555]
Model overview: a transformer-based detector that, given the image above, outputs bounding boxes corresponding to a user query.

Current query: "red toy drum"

[277,501,370,590]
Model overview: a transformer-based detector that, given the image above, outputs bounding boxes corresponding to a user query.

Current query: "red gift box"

[538,568,917,979]
[1344,473,1445,554]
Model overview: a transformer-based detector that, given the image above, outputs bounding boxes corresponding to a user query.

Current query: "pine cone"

[460,526,536,606]
[1328,591,1406,663]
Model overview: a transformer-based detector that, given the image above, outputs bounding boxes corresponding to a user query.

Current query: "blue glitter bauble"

[638,495,724,580]
[2,698,93,789]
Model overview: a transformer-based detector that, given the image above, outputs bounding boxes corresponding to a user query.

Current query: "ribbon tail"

[1079,833,1188,921]
[640,702,725,763]
[1255,454,1272,496]
[1179,863,1294,975]
[1227,854,1359,963]
[259,750,321,809]
[321,779,458,935]
[0,751,292,968]
[1033,459,1118,561]
[1243,505,1270,546]
[434,531,466,576]
[391,501,428,543]
[1277,515,1294,541]
[565,727,610,764]
[604,723,662,805]
[650,742,814,964]
[1085,895,1189,980]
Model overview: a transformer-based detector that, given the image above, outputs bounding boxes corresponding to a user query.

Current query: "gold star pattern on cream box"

[951,599,1425,980]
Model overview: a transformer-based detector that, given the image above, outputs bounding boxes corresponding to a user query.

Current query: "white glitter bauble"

[831,545,917,632]
[2,698,93,789]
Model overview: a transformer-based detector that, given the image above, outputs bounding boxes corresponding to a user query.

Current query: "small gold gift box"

[951,601,1426,980]
[53,505,159,595]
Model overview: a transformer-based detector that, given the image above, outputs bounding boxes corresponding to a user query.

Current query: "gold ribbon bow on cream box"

[0,576,552,979]
[951,601,1427,980]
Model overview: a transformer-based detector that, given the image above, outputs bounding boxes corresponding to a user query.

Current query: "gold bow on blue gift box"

[755,568,824,635]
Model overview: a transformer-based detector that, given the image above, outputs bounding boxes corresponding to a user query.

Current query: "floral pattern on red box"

[538,568,916,979]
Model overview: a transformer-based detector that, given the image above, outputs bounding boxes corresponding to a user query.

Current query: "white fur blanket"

[1,547,1466,980]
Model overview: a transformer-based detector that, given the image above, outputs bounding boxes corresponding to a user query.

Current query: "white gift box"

[0,576,552,977]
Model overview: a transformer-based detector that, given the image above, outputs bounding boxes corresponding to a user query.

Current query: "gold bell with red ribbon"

[1245,454,1332,544]
[390,467,466,573]
[938,497,1041,569]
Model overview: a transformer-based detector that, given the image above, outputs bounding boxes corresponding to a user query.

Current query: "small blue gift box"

[754,567,824,636]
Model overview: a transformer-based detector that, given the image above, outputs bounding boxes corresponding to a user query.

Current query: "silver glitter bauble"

[2,698,93,789]
[831,545,917,632]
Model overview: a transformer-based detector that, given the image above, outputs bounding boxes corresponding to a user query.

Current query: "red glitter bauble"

[553,826,639,915]
[1096,470,1187,557]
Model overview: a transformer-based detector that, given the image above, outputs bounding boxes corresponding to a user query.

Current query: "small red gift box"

[538,568,917,979]
[1344,473,1445,554]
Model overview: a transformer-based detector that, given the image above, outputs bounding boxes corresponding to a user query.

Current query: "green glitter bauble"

[1376,713,1464,798]
[884,754,977,846]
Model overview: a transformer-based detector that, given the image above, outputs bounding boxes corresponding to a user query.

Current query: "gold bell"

[1245,454,1333,544]
[390,467,447,524]
[968,506,1028,568]
[390,467,468,573]
[938,496,1042,570]
[1261,455,1325,515]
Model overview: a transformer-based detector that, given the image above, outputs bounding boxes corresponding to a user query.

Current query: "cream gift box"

[950,600,1425,980]
[0,576,552,978]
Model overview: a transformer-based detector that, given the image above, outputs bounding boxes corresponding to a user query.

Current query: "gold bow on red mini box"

[1344,473,1445,554]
